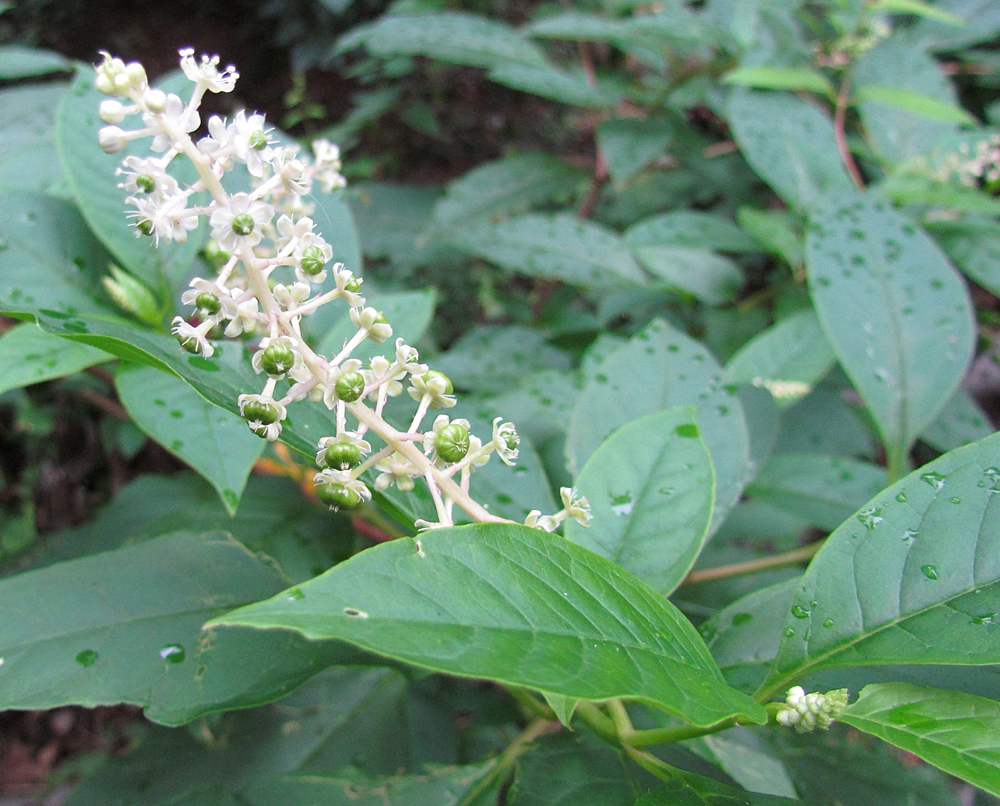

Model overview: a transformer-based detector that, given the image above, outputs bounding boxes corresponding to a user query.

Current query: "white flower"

[223,290,260,337]
[117,156,178,202]
[350,307,392,344]
[394,338,427,377]
[408,370,456,409]
[491,418,520,466]
[363,356,404,397]
[230,110,273,176]
[560,487,592,527]
[273,281,312,309]
[145,93,199,152]
[269,147,310,195]
[179,48,238,93]
[312,138,347,193]
[322,359,364,408]
[332,266,364,307]
[775,687,849,733]
[181,277,238,322]
[171,317,214,358]
[423,414,471,466]
[524,511,560,532]
[374,452,419,492]
[209,193,274,252]
[252,335,302,379]
[126,195,199,245]
[313,468,372,509]
[237,393,286,441]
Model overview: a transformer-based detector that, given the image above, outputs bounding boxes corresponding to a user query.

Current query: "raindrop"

[659,487,674,495]
[950,497,961,504]
[610,492,633,517]
[791,605,810,619]
[920,472,946,490]
[732,613,752,627]
[343,608,369,618]
[921,565,939,580]
[969,613,996,626]
[287,587,305,601]
[159,644,185,664]
[901,529,918,542]
[595,373,608,385]
[675,423,699,439]
[857,507,884,530]
[895,491,907,503]
[823,618,834,628]
[75,650,98,667]
[496,493,513,505]
[784,627,795,637]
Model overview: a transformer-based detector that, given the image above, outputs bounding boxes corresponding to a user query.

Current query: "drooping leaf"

[727,89,853,210]
[724,309,836,407]
[597,117,678,185]
[208,522,767,729]
[760,431,1000,700]
[116,365,266,515]
[746,454,888,531]
[689,731,798,799]
[567,318,750,532]
[0,83,70,195]
[431,154,586,228]
[635,769,801,805]
[921,387,996,453]
[632,247,744,304]
[625,211,760,254]
[0,45,72,79]
[0,531,373,725]
[806,191,975,470]
[488,62,622,108]
[841,683,1000,798]
[926,215,1000,298]
[0,323,112,395]
[446,213,646,287]
[566,407,715,596]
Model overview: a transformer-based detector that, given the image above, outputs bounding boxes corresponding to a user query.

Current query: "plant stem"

[833,67,864,189]
[683,542,823,585]
[458,718,555,806]
[505,686,557,722]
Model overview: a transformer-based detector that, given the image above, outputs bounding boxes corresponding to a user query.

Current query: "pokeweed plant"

[1,0,1000,802]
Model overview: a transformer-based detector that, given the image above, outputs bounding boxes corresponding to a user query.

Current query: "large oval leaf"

[565,407,715,595]
[0,531,371,725]
[760,431,1000,699]
[208,522,767,728]
[567,318,750,531]
[0,322,112,395]
[841,683,1000,798]
[806,192,975,471]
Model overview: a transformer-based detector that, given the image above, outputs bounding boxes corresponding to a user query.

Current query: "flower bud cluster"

[96,48,591,534]
[775,687,849,733]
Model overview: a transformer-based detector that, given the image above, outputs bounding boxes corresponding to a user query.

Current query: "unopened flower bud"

[99,99,126,124]
[99,126,129,154]
[242,399,280,425]
[125,61,147,90]
[317,483,364,510]
[335,370,366,402]
[143,88,166,113]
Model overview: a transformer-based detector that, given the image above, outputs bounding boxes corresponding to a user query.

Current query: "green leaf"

[723,66,834,96]
[0,83,69,195]
[926,215,1000,298]
[761,431,1000,699]
[806,192,975,469]
[347,182,443,269]
[688,732,798,799]
[0,45,71,79]
[566,407,715,596]
[921,387,996,453]
[841,683,1000,797]
[509,731,651,806]
[208,522,767,728]
[635,770,801,805]
[488,62,621,108]
[0,323,112,395]
[243,762,499,806]
[431,154,586,228]
[0,531,371,725]
[566,319,750,532]
[625,211,761,254]
[908,0,1000,50]
[871,0,964,24]
[631,247,744,304]
[855,84,976,126]
[116,365,266,515]
[724,309,836,408]
[349,12,548,69]
[727,90,853,210]
[597,117,678,185]
[0,191,117,317]
[56,68,205,298]
[746,455,888,531]
[878,173,1000,217]
[445,213,646,287]
[736,208,803,267]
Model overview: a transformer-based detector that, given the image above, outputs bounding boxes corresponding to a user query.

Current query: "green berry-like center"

[249,130,268,150]
[323,443,363,470]
[435,423,470,463]
[136,174,156,193]
[425,370,454,395]
[317,483,363,510]
[345,277,362,293]
[261,343,296,376]
[243,399,279,424]
[300,246,326,276]
[335,370,366,402]
[137,218,155,236]
[232,214,255,236]
[195,292,221,315]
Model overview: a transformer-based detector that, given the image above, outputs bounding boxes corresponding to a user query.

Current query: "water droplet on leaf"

[159,644,185,663]
[921,565,939,580]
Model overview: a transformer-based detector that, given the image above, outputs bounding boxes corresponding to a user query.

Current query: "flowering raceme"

[94,48,590,533]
